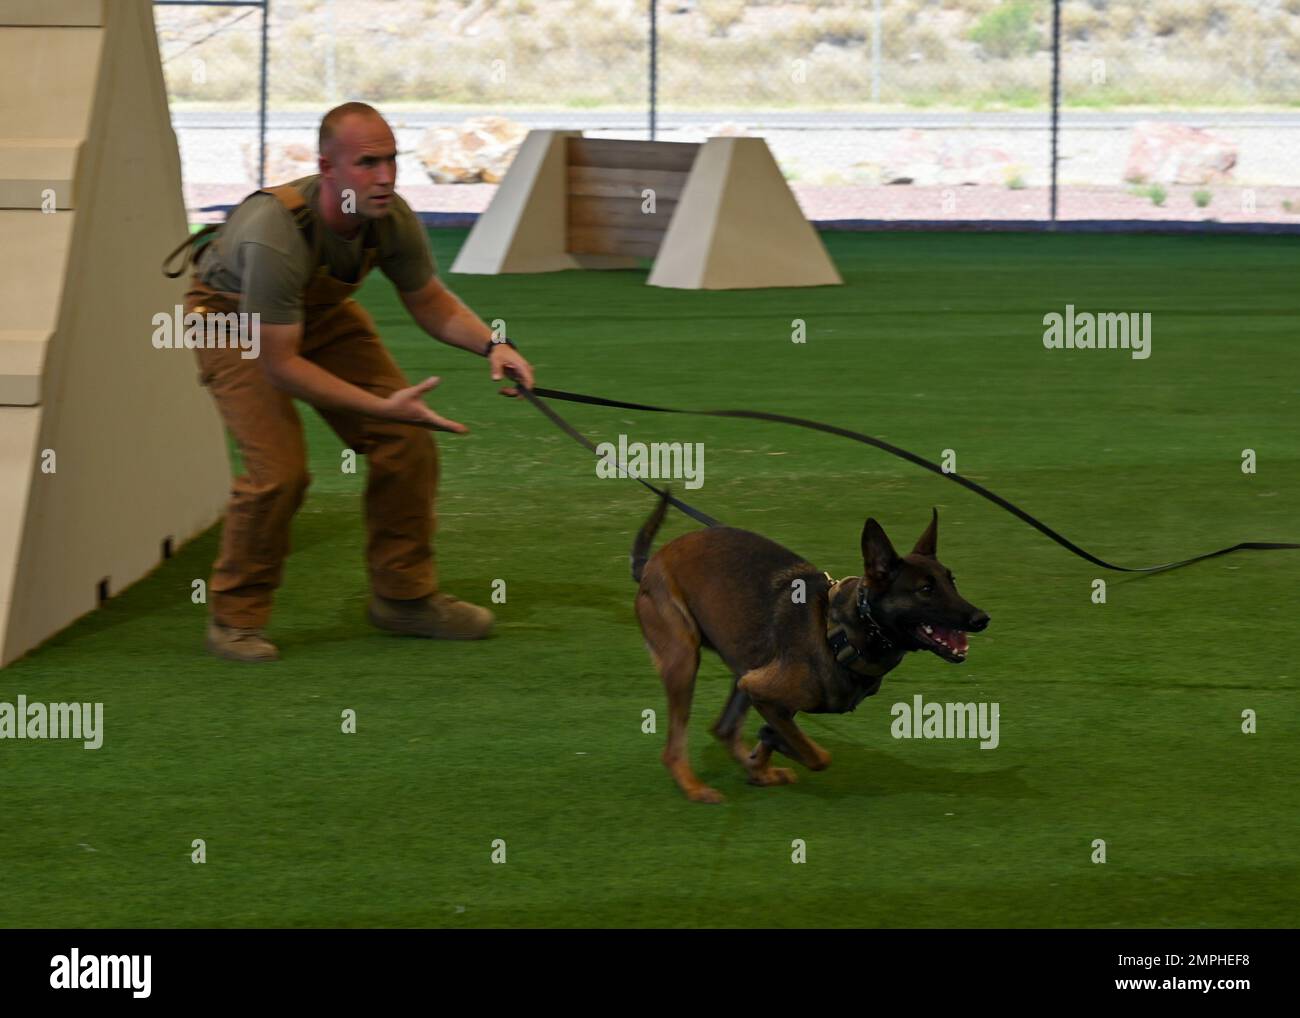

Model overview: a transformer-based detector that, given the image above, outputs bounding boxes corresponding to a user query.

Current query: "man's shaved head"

[319,101,384,158]
[316,101,399,226]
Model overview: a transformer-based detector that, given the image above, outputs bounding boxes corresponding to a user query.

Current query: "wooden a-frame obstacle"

[0,0,229,666]
[451,132,842,289]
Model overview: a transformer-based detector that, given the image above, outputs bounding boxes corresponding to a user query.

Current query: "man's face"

[321,113,398,219]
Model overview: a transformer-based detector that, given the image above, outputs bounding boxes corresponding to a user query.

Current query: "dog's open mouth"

[915,623,969,662]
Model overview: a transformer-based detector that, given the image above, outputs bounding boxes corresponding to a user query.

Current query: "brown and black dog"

[632,494,989,803]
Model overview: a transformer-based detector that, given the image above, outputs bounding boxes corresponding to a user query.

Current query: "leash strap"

[518,385,1299,575]
[518,386,721,528]
[161,224,220,279]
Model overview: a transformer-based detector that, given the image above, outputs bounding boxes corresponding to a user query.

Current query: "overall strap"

[261,184,320,264]
[261,183,380,265]
[160,183,316,280]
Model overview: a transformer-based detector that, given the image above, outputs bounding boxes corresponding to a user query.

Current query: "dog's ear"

[861,518,900,589]
[912,507,939,558]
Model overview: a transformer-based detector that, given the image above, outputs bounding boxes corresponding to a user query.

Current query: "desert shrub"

[704,0,746,38]
[969,0,1041,59]
[1061,1,1105,41]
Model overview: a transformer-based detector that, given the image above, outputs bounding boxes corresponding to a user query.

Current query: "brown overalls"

[182,184,438,629]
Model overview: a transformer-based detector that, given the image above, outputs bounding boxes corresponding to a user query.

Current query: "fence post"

[648,0,657,141]
[871,0,881,104]
[1049,0,1060,226]
[259,0,269,187]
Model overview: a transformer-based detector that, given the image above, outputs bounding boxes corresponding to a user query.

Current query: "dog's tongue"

[932,626,969,654]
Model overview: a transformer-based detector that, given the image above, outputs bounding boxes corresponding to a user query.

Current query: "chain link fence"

[155,0,1300,227]
[1058,0,1300,223]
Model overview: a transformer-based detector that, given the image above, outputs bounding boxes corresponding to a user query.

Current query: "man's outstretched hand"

[489,344,535,396]
[380,376,468,433]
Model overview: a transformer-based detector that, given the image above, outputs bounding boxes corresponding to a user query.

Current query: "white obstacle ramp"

[452,131,841,290]
[0,0,230,666]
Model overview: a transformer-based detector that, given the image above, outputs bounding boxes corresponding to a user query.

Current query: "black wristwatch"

[484,336,517,357]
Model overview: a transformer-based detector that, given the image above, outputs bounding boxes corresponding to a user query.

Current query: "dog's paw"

[808,749,832,772]
[748,767,797,787]
[687,785,726,804]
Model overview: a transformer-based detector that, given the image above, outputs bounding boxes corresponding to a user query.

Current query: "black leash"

[516,385,1300,575]
[519,385,721,528]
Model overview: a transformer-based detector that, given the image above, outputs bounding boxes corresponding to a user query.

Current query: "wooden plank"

[567,224,665,259]
[450,130,642,274]
[567,165,688,202]
[0,0,102,26]
[0,330,48,405]
[0,27,100,139]
[567,137,699,173]
[0,405,41,622]
[0,209,73,330]
[0,139,80,208]
[568,194,677,231]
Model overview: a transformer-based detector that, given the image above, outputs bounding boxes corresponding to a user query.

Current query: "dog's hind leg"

[710,682,750,760]
[636,573,720,804]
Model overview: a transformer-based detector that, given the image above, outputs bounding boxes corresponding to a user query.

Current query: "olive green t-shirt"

[197,175,435,325]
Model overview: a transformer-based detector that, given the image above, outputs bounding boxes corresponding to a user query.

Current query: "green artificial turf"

[2,230,1297,928]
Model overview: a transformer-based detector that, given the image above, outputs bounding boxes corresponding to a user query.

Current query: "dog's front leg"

[750,703,831,771]
[738,726,797,787]
[739,665,832,773]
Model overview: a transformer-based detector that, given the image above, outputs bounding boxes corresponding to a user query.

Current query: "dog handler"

[169,102,534,662]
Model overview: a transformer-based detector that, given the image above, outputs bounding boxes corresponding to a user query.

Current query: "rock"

[848,160,886,186]
[879,129,1021,186]
[1123,121,1237,185]
[952,144,1022,186]
[242,141,316,185]
[881,128,943,186]
[417,115,528,185]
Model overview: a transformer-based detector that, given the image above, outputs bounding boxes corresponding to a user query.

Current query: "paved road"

[173,109,1300,131]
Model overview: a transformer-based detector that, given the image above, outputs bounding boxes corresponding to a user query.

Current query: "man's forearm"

[267,354,392,419]
[404,283,492,355]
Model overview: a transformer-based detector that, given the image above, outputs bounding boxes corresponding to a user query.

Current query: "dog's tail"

[631,490,671,583]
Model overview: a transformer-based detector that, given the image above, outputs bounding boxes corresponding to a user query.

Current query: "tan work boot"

[205,621,280,662]
[368,592,495,640]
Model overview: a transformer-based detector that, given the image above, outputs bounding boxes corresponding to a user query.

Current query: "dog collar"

[856,582,896,653]
[824,574,894,680]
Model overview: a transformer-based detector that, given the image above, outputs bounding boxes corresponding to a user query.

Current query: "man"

[181,101,533,662]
